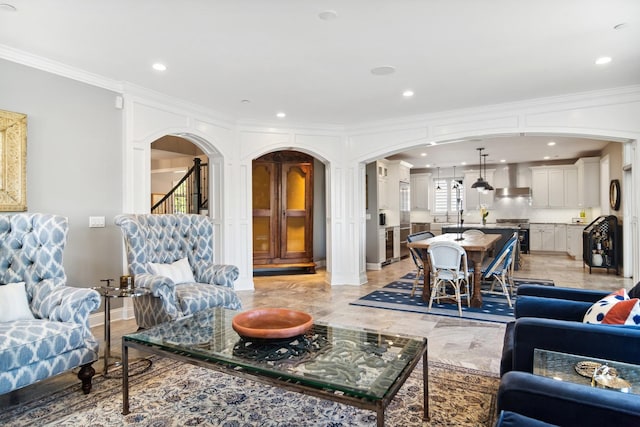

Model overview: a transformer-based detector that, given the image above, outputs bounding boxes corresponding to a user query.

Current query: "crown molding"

[0,44,123,93]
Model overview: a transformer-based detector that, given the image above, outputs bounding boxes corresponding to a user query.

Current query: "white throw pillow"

[148,257,196,284]
[0,282,35,322]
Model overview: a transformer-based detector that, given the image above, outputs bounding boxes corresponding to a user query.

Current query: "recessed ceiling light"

[461,162,467,166]
[547,141,556,146]
[420,153,427,157]
[543,156,551,160]
[429,141,437,146]
[240,99,251,104]
[403,90,414,98]
[318,10,337,21]
[614,23,628,30]
[425,164,431,168]
[0,3,17,11]
[500,159,506,163]
[152,63,167,71]
[595,56,612,65]
[276,112,286,118]
[370,66,396,76]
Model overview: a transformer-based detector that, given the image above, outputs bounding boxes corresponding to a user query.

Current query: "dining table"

[407,232,500,308]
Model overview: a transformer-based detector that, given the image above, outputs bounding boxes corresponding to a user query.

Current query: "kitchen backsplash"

[411,202,599,224]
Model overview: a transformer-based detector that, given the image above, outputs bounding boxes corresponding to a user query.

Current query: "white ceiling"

[1,0,638,164]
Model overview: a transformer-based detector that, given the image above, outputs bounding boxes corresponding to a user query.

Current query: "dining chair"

[427,240,471,316]
[406,231,434,296]
[482,232,519,307]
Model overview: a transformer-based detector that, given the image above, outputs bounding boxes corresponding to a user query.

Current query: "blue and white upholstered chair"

[114,214,242,329]
[0,213,101,395]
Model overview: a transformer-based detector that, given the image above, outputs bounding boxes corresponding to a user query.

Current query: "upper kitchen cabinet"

[376,160,390,210]
[576,157,600,208]
[410,173,431,210]
[530,165,577,208]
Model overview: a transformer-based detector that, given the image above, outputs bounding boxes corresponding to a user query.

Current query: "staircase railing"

[151,158,208,214]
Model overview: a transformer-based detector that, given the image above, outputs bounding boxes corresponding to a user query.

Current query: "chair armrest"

[133,273,181,320]
[199,264,240,289]
[44,286,101,327]
[498,371,640,427]
[517,284,609,302]
[515,296,593,321]
[512,318,640,372]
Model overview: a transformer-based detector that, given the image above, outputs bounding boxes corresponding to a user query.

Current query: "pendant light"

[471,147,490,191]
[481,153,494,191]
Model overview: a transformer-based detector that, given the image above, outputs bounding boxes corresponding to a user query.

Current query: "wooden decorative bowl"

[232,308,313,339]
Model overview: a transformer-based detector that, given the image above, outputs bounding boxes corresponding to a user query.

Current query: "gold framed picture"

[0,109,27,211]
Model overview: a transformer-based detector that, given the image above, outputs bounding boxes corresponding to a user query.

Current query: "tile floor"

[1,252,632,408]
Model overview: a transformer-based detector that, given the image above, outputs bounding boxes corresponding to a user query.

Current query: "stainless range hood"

[494,164,531,198]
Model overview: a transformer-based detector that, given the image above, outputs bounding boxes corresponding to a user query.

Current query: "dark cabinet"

[252,151,315,273]
[583,215,619,274]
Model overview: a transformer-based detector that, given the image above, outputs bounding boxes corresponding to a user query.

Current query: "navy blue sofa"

[497,284,640,426]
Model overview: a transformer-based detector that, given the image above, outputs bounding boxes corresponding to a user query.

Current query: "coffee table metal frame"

[121,308,428,427]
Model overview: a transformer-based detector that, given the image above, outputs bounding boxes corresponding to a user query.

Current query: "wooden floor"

[1,252,632,409]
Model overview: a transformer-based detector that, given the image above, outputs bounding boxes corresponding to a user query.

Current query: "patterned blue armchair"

[114,214,242,329]
[0,214,100,395]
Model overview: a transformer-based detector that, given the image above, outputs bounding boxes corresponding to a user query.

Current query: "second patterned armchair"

[115,214,242,329]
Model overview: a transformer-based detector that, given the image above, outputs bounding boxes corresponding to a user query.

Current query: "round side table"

[93,285,152,378]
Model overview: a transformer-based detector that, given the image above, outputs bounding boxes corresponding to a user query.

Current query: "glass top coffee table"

[122,307,428,426]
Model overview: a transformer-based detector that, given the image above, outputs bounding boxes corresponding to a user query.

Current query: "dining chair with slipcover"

[0,213,101,395]
[114,213,242,329]
[427,240,471,316]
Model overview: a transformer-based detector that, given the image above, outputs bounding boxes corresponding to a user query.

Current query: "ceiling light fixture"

[547,141,556,146]
[240,99,251,104]
[613,23,628,30]
[420,153,426,157]
[318,10,337,21]
[370,65,396,76]
[152,63,167,71]
[482,153,494,191]
[402,90,414,98]
[595,56,612,65]
[276,112,286,118]
[470,147,491,192]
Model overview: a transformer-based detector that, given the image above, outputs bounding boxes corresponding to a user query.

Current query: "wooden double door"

[252,151,315,272]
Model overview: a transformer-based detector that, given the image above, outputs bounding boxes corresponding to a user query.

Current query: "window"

[433,177,464,214]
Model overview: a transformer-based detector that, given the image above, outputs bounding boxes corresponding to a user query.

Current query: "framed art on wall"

[0,109,27,211]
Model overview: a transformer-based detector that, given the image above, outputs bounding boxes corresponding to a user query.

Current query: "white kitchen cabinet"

[530,166,577,208]
[410,173,431,210]
[554,224,567,252]
[398,162,411,183]
[377,160,389,209]
[566,224,585,259]
[530,224,556,251]
[576,157,600,208]
[378,228,386,263]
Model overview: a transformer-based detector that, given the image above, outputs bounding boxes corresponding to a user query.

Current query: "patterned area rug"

[350,273,554,323]
[0,357,499,426]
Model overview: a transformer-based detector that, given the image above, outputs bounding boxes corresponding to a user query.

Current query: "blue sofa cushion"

[0,319,87,371]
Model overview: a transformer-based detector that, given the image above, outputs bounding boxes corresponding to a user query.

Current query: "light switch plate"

[89,216,106,228]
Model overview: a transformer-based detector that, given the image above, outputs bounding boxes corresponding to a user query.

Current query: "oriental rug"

[0,357,499,426]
